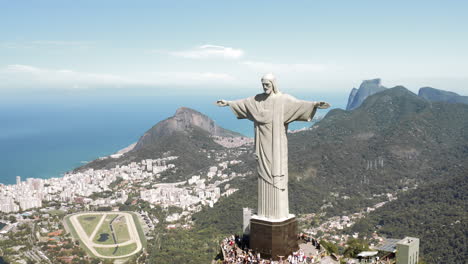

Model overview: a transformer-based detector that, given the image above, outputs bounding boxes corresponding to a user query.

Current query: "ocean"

[0,92,345,185]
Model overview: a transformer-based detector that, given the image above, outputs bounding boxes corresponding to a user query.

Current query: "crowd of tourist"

[220,234,325,264]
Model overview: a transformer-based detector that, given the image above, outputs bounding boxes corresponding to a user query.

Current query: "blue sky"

[1,0,467,97]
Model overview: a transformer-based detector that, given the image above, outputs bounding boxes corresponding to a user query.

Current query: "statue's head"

[261,73,279,95]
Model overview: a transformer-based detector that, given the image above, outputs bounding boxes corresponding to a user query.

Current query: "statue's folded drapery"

[229,92,317,219]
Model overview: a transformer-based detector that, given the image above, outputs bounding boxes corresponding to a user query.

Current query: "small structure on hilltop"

[371,236,420,264]
[396,237,419,264]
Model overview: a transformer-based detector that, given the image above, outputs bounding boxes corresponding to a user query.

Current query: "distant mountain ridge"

[346,78,387,110]
[418,87,468,104]
[346,79,468,111]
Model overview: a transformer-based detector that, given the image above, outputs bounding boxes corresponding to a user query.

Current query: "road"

[69,212,143,259]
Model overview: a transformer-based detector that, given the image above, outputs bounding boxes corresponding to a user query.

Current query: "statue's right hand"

[316,101,331,109]
[216,100,229,107]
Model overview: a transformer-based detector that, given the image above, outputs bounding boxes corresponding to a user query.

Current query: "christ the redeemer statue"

[217,73,330,220]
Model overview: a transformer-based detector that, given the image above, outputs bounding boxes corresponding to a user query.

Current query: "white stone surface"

[218,73,329,220]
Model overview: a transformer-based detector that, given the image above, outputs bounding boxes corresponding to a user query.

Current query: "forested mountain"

[134,107,242,151]
[348,172,467,264]
[77,107,242,179]
[287,86,467,209]
[183,86,468,263]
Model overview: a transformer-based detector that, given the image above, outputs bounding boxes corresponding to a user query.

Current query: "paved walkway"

[299,242,319,256]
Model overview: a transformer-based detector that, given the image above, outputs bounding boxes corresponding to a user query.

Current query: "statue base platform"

[249,215,298,260]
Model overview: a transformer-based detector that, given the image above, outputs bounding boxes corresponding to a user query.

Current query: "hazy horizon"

[1,1,467,98]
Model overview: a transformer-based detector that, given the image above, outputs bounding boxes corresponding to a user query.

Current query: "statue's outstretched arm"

[216,100,229,107]
[315,101,331,109]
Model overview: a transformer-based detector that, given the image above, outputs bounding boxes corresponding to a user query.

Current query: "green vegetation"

[89,190,113,199]
[67,212,145,261]
[112,216,130,243]
[94,243,138,257]
[192,177,256,234]
[8,215,16,223]
[78,127,222,183]
[147,226,222,264]
[342,238,370,258]
[77,214,103,237]
[348,173,467,264]
[320,240,339,255]
[142,177,258,263]
[109,176,124,189]
[65,215,99,258]
[64,215,96,257]
[93,214,117,245]
[96,206,112,211]
[48,209,66,217]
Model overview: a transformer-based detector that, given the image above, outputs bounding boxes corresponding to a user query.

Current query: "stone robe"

[229,92,318,219]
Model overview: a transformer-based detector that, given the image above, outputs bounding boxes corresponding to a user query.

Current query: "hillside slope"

[77,107,243,181]
[348,170,467,264]
[186,86,467,263]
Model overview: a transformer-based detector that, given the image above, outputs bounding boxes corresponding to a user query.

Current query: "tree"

[320,240,338,254]
[8,215,16,223]
[343,238,370,258]
[63,243,73,249]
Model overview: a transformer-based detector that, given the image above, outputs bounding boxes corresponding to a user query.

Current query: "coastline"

[0,142,137,186]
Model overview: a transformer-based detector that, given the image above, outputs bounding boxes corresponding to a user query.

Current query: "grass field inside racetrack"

[93,214,118,245]
[112,215,131,243]
[77,214,103,237]
[95,243,138,257]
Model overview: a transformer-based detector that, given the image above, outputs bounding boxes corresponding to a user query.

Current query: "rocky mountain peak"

[346,78,387,110]
[175,106,199,116]
[362,78,382,86]
[133,107,242,151]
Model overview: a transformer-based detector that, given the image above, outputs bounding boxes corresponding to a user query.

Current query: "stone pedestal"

[249,215,298,260]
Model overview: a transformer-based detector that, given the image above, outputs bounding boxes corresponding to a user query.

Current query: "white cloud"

[0,64,235,89]
[241,61,328,73]
[169,45,244,59]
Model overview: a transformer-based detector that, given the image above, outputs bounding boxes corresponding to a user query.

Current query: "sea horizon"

[0,92,345,185]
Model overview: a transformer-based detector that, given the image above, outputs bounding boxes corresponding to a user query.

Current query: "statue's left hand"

[216,100,229,107]
[316,101,331,109]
